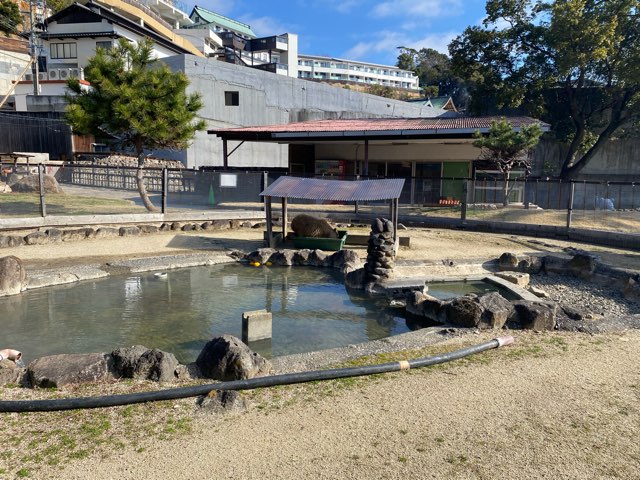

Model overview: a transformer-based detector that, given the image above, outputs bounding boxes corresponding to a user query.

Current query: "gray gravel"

[529,273,640,317]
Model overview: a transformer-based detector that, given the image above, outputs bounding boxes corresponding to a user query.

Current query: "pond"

[1,264,414,363]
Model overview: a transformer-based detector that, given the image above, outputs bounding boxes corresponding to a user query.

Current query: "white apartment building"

[297,54,420,91]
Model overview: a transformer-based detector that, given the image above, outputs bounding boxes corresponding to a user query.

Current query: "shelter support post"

[265,195,273,247]
[38,164,46,217]
[223,139,228,169]
[364,140,369,177]
[282,198,288,239]
[393,199,399,244]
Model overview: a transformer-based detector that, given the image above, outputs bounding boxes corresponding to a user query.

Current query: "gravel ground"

[529,273,640,317]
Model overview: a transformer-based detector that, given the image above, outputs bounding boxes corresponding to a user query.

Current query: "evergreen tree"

[66,39,205,211]
[0,0,22,36]
[473,119,542,206]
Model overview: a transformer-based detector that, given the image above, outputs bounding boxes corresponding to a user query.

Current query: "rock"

[445,296,484,328]
[26,353,115,388]
[510,301,557,331]
[529,286,550,298]
[138,225,160,234]
[0,180,11,193]
[62,229,91,242]
[307,249,329,267]
[197,390,248,414]
[0,363,24,386]
[293,249,312,265]
[196,335,273,381]
[245,248,276,265]
[270,250,295,266]
[559,304,590,321]
[495,272,530,288]
[10,174,63,194]
[478,292,514,329]
[567,253,597,279]
[0,236,24,248]
[95,227,119,238]
[241,221,253,228]
[406,292,445,322]
[181,224,196,232]
[623,277,640,301]
[119,226,141,237]
[372,218,384,234]
[159,223,172,232]
[543,255,570,275]
[211,220,230,230]
[344,268,366,290]
[24,231,49,245]
[171,222,183,231]
[499,252,542,273]
[327,249,361,270]
[45,228,63,242]
[111,346,179,382]
[0,255,26,296]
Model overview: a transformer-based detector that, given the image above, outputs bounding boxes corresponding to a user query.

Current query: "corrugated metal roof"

[261,177,405,201]
[211,116,548,136]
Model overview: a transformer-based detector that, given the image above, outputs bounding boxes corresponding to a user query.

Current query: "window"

[50,43,77,59]
[96,41,112,51]
[225,91,239,106]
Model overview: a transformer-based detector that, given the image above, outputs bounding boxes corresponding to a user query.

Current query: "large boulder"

[10,174,63,194]
[510,301,558,331]
[406,291,445,323]
[111,346,179,383]
[478,292,514,329]
[445,295,484,328]
[196,335,273,381]
[26,353,115,388]
[498,253,543,274]
[0,256,26,296]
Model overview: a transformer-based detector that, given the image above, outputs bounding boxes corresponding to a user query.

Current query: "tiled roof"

[210,116,548,138]
[191,6,255,37]
[261,176,405,201]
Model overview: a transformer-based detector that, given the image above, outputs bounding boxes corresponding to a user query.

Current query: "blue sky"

[192,0,488,66]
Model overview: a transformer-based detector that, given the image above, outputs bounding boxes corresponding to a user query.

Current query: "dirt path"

[39,330,640,480]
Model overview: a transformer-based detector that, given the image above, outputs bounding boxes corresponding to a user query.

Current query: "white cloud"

[407,31,459,55]
[238,15,292,36]
[373,0,463,18]
[342,29,459,64]
[342,31,408,62]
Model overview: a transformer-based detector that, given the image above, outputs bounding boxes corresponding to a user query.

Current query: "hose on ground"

[0,336,514,413]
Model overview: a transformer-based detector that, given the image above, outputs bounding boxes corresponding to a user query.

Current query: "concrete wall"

[533,137,640,180]
[0,38,30,97]
[160,54,448,169]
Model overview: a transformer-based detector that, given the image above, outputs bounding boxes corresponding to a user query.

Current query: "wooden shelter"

[260,176,405,247]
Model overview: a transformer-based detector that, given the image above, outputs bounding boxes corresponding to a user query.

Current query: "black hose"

[0,336,513,413]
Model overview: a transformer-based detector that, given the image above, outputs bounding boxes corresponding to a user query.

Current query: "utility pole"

[28,0,40,95]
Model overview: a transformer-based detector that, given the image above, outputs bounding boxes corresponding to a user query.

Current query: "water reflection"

[0,264,412,363]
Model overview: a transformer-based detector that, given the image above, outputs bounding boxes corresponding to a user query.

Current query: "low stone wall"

[0,219,259,250]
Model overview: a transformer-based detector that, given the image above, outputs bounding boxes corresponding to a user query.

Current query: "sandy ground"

[2,227,640,479]
[39,330,640,480]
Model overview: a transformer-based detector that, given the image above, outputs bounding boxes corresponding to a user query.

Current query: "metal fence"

[1,164,639,234]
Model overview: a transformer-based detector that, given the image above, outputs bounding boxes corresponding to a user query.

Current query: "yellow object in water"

[266,261,273,266]
[252,262,261,267]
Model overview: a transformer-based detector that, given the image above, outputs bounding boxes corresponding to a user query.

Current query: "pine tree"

[66,39,205,211]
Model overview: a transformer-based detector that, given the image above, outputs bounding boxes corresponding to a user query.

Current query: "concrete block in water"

[242,309,273,342]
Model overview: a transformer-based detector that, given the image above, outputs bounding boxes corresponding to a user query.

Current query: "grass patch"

[0,192,143,217]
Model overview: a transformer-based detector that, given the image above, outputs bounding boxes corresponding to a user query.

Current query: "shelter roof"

[210,116,548,141]
[260,176,405,202]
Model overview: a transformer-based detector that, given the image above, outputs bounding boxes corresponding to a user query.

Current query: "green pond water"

[1,264,411,363]
[0,264,513,364]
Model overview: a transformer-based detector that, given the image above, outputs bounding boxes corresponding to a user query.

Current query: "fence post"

[355,174,360,214]
[38,163,46,217]
[461,178,468,222]
[161,168,168,214]
[262,171,268,211]
[566,181,575,229]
